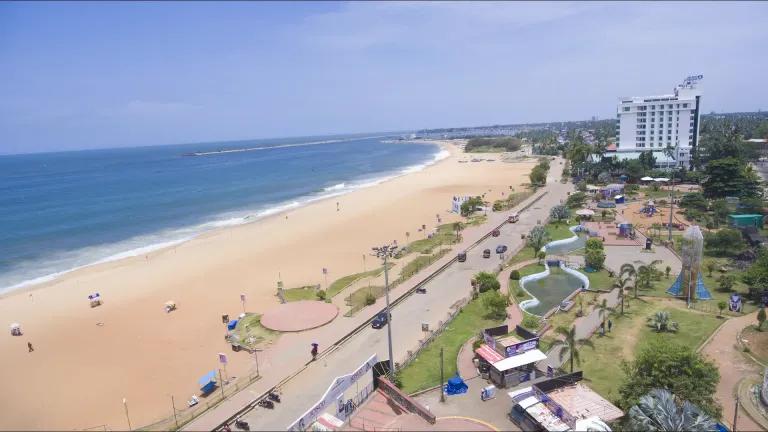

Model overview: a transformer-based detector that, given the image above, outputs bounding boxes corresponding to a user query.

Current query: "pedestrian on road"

[27,342,34,352]
[608,319,613,333]
[311,343,318,361]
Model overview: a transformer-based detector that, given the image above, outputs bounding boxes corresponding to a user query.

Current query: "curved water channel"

[519,225,590,316]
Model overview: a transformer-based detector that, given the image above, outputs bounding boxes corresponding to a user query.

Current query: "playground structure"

[639,200,657,217]
[667,225,712,301]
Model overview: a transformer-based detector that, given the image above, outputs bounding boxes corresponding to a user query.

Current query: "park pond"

[520,265,586,316]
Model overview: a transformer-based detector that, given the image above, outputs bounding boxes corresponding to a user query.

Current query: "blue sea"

[0,134,445,292]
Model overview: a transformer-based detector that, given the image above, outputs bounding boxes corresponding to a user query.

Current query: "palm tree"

[554,325,595,373]
[647,311,679,333]
[637,260,663,293]
[453,222,464,242]
[612,276,632,315]
[596,298,614,330]
[628,389,716,431]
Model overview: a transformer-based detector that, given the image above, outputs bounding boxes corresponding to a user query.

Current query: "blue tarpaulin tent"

[199,370,217,394]
[227,319,239,331]
[444,374,468,396]
[667,273,712,300]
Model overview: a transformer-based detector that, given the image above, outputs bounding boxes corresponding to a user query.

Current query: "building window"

[668,104,673,108]
[623,107,630,112]
[683,103,688,108]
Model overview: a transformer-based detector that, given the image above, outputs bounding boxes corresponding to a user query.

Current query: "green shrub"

[316,289,326,300]
[521,314,540,331]
[586,237,604,251]
[510,270,521,280]
[365,293,376,306]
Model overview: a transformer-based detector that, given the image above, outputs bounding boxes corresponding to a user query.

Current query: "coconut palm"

[647,311,679,333]
[453,222,464,241]
[596,298,614,330]
[628,388,717,431]
[613,276,632,315]
[554,325,595,373]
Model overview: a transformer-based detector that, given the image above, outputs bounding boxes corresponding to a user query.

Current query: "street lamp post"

[372,243,398,376]
[122,398,132,431]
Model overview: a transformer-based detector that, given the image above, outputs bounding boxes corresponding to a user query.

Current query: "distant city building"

[614,75,703,168]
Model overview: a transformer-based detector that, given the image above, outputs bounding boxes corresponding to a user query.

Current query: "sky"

[1,1,767,154]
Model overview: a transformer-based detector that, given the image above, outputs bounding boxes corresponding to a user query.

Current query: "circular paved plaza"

[260,300,338,332]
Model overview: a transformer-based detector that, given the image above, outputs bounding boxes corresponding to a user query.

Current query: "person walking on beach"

[27,342,34,352]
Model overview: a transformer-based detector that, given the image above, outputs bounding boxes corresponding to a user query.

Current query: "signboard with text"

[505,337,539,357]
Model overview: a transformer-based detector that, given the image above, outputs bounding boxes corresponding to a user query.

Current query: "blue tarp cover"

[227,319,239,330]
[199,370,217,393]
[444,375,468,395]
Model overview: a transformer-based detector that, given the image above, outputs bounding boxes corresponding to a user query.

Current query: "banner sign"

[288,354,377,431]
[505,337,539,357]
[218,353,228,365]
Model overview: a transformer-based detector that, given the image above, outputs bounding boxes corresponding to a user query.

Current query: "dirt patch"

[742,325,768,364]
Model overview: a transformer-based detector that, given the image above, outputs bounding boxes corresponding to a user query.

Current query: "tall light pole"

[122,398,132,431]
[372,242,398,376]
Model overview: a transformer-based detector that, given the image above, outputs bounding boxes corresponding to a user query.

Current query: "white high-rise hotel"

[616,75,703,168]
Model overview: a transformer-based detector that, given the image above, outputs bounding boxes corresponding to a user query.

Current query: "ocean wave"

[0,143,449,294]
[323,183,346,192]
[187,135,388,157]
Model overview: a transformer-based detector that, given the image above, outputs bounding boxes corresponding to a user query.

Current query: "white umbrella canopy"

[576,209,595,216]
[641,176,654,181]
[654,177,670,182]
[586,185,600,191]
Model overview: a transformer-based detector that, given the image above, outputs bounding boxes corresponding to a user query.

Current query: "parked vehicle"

[496,245,508,254]
[508,213,519,223]
[457,251,467,262]
[491,229,500,237]
[372,312,391,329]
[483,249,491,258]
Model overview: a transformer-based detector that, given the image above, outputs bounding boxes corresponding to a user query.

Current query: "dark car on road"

[483,249,491,258]
[457,251,467,262]
[496,245,508,254]
[371,312,391,329]
[491,229,500,237]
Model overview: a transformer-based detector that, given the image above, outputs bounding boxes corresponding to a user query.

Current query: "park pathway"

[701,311,762,432]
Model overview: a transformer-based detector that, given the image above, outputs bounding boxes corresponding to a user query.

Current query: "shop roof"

[492,349,547,372]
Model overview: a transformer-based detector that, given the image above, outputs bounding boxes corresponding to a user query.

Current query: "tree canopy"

[702,157,762,199]
[465,137,522,152]
[618,338,721,419]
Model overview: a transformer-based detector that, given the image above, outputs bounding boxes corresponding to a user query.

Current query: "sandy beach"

[0,141,535,430]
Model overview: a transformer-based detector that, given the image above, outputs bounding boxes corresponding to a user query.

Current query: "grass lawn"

[585,269,614,291]
[398,293,504,394]
[642,188,679,200]
[575,298,722,402]
[326,264,392,298]
[230,313,278,349]
[466,214,488,226]
[399,224,460,257]
[465,146,507,153]
[546,222,575,241]
[344,284,386,316]
[742,325,768,364]
[642,270,758,314]
[493,190,534,212]
[397,249,450,282]
[283,285,322,302]
[507,248,539,267]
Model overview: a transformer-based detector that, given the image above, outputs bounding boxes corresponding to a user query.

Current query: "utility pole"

[440,347,445,403]
[219,369,225,399]
[733,394,740,432]
[668,177,675,241]
[122,398,132,431]
[171,395,179,429]
[372,243,398,376]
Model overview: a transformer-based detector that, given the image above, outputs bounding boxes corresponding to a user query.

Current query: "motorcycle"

[234,419,250,431]
[257,398,275,409]
[268,391,281,403]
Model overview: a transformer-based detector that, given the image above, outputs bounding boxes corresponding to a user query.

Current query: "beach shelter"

[10,323,21,336]
[653,177,670,183]
[728,214,764,228]
[198,370,217,395]
[227,319,239,331]
[575,209,595,217]
[444,375,468,395]
[88,293,102,308]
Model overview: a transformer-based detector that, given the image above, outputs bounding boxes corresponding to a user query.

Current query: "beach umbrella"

[653,177,670,182]
[641,176,654,181]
